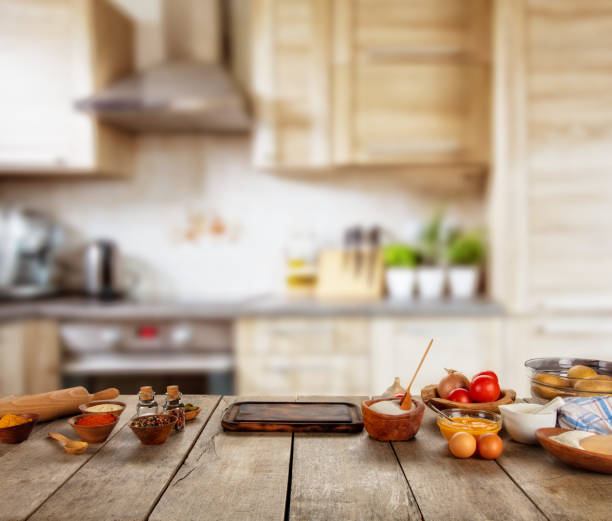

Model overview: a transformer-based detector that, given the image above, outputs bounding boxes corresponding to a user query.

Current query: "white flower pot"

[448,266,479,299]
[385,268,416,299]
[417,267,446,299]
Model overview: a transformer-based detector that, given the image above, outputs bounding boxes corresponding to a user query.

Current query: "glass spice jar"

[135,386,159,417]
[162,385,185,432]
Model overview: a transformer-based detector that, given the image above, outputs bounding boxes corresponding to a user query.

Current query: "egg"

[449,432,477,458]
[477,433,503,459]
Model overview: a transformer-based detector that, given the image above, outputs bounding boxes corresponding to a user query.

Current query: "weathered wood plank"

[290,396,422,521]
[496,435,612,521]
[28,395,220,521]
[0,395,138,521]
[392,405,547,521]
[149,396,294,521]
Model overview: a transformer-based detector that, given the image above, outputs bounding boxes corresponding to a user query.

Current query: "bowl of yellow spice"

[0,413,38,444]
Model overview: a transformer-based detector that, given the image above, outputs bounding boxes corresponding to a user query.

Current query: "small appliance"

[0,207,63,299]
[83,239,124,300]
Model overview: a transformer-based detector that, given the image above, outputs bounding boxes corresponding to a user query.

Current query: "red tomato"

[472,371,498,382]
[447,388,472,403]
[469,375,501,403]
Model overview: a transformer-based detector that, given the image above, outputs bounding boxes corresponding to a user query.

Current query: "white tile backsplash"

[0,136,484,300]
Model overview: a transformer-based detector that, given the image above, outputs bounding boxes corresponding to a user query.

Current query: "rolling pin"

[0,386,119,422]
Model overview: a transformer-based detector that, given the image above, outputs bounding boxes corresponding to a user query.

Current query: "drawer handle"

[362,45,463,60]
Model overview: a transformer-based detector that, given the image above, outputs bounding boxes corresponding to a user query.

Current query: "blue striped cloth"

[557,396,612,434]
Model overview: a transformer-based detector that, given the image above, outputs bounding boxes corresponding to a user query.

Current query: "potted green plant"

[417,211,447,299]
[446,232,485,298]
[383,244,418,299]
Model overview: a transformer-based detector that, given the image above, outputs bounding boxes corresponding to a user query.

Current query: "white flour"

[370,399,414,416]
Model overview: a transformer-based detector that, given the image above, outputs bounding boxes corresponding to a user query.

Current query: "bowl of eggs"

[435,408,502,441]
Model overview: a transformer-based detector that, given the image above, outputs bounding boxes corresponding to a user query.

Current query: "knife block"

[315,249,384,300]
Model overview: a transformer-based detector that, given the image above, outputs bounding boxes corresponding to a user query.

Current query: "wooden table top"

[0,395,610,521]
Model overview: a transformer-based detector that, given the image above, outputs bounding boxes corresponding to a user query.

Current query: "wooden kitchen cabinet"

[235,317,371,395]
[333,0,491,166]
[0,0,134,177]
[490,0,612,313]
[370,317,504,396]
[251,0,491,171]
[0,320,60,396]
[251,0,331,169]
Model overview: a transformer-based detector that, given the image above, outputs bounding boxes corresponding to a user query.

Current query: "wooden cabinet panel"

[333,0,491,167]
[370,317,504,396]
[491,0,612,311]
[526,0,612,304]
[251,0,490,171]
[0,0,133,177]
[0,320,60,396]
[251,0,331,169]
[235,318,370,395]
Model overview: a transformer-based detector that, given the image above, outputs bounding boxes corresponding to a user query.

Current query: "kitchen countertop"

[0,295,503,322]
[1,394,607,521]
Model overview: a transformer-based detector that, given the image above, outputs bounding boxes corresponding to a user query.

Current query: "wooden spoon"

[400,338,434,410]
[48,432,88,454]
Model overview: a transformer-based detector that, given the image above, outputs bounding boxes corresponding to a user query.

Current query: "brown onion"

[437,368,470,399]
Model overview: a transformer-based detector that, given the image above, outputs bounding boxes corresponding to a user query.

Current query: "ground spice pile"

[0,414,32,428]
[76,413,116,426]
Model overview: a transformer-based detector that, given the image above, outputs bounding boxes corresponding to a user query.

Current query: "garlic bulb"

[382,377,405,397]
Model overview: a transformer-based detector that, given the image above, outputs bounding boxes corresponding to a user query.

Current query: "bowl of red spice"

[68,413,118,444]
[0,413,38,444]
[129,414,177,445]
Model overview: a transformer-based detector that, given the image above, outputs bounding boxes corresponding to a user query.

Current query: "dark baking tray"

[221,401,364,433]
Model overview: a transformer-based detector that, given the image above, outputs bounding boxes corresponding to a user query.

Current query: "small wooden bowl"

[361,398,425,441]
[421,385,516,413]
[0,413,38,444]
[185,407,202,422]
[536,427,612,474]
[78,401,126,418]
[129,415,177,445]
[68,414,118,444]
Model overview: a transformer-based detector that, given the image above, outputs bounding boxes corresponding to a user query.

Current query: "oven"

[60,319,234,395]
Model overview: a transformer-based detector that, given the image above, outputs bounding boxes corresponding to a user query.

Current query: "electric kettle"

[83,239,124,300]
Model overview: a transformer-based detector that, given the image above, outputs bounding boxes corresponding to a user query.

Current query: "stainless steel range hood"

[76,0,251,133]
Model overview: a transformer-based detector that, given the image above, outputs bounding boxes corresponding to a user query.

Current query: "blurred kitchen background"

[0,0,610,399]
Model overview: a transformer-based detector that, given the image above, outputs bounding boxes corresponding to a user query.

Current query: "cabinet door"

[333,0,490,165]
[0,320,60,396]
[0,0,133,176]
[492,0,612,311]
[235,318,370,395]
[370,317,503,397]
[251,0,331,169]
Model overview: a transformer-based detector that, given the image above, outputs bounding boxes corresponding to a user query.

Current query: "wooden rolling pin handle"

[91,388,120,401]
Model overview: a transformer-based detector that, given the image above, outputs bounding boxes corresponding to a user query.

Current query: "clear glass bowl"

[435,408,502,440]
[525,358,612,403]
